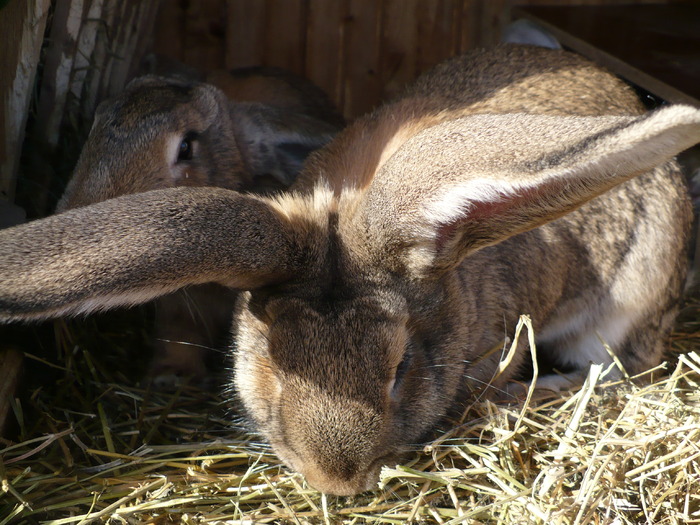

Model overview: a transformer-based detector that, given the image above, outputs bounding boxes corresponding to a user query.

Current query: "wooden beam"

[0,0,51,202]
[0,348,23,437]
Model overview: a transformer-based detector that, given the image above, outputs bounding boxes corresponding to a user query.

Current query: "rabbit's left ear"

[0,187,300,322]
[232,103,342,188]
[355,105,700,276]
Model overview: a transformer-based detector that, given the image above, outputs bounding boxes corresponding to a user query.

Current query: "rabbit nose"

[300,460,380,496]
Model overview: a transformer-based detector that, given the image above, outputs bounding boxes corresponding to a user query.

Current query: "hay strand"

[3,302,700,524]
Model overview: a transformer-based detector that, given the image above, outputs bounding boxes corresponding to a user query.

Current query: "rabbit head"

[55,68,345,383]
[57,72,343,211]
[1,45,699,495]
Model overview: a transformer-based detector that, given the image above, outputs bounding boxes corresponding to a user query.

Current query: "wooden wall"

[153,0,505,119]
[1,0,160,215]
[152,0,675,120]
[0,1,51,204]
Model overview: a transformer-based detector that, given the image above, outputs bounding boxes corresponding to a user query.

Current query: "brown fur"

[1,45,699,495]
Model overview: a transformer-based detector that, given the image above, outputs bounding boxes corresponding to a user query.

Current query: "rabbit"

[56,67,345,384]
[1,44,700,495]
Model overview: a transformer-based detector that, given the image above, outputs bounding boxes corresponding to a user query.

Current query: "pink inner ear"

[433,181,560,255]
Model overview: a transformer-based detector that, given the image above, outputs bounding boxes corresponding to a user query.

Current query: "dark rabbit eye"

[393,348,413,390]
[177,132,198,162]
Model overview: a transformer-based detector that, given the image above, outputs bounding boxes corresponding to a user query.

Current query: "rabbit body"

[1,45,699,495]
[57,68,344,382]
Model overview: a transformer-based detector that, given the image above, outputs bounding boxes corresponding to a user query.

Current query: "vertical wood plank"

[17,0,162,216]
[103,0,161,95]
[415,0,458,74]
[107,0,144,95]
[0,348,23,438]
[97,0,129,100]
[379,0,418,100]
[183,0,227,72]
[343,0,382,117]
[69,0,106,105]
[83,0,120,118]
[22,0,86,216]
[226,0,267,68]
[151,1,186,63]
[35,0,86,149]
[127,1,163,80]
[482,0,509,47]
[0,0,51,201]
[458,0,482,52]
[305,0,349,111]
[264,0,306,74]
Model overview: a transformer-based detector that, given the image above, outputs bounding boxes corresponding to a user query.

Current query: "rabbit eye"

[395,352,411,383]
[388,350,412,400]
[391,348,413,395]
[177,132,198,162]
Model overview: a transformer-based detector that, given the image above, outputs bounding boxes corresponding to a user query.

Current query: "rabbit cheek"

[235,353,282,431]
[232,311,281,429]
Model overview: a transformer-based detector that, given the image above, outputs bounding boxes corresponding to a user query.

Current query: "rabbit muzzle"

[274,390,393,495]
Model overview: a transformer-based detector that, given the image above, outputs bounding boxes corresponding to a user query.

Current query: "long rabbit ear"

[232,102,342,188]
[0,187,297,321]
[355,105,700,276]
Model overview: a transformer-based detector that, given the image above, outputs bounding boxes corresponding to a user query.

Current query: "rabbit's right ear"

[0,188,298,322]
[231,102,342,187]
[354,105,700,277]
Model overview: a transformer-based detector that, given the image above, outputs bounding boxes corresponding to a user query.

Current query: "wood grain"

[0,0,50,201]
[0,348,23,437]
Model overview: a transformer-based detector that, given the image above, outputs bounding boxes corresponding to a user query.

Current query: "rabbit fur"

[56,67,345,383]
[2,45,700,495]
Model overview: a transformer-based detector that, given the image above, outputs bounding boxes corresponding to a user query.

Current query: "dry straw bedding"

[2,299,700,524]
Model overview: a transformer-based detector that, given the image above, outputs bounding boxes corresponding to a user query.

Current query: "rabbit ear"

[0,187,297,322]
[356,105,700,277]
[231,102,341,188]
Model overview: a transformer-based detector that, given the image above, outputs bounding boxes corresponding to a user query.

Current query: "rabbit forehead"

[267,294,409,380]
[94,82,218,134]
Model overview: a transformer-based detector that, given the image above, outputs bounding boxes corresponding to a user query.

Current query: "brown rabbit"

[1,45,700,495]
[56,68,345,383]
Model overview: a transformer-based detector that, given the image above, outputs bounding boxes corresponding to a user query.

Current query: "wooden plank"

[0,0,51,202]
[21,0,85,216]
[378,0,418,100]
[305,0,347,111]
[415,0,460,74]
[36,0,86,149]
[343,0,382,118]
[457,0,482,52]
[183,0,226,72]
[151,1,186,64]
[264,0,306,74]
[98,0,162,96]
[97,0,127,103]
[226,0,267,68]
[107,0,147,96]
[0,348,23,438]
[126,1,164,81]
[481,0,508,47]
[83,0,120,120]
[69,0,106,107]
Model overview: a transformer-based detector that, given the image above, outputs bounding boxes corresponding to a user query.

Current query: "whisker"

[154,338,219,352]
